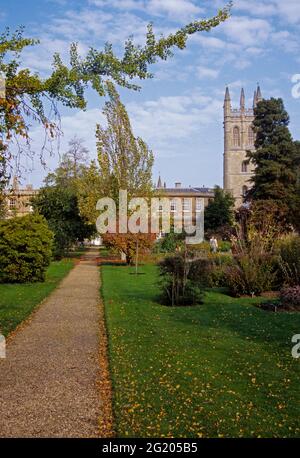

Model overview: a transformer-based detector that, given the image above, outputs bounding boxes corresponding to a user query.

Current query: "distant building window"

[183,198,191,212]
[242,186,248,198]
[233,126,240,147]
[170,200,177,212]
[9,198,16,210]
[248,126,255,146]
[196,198,203,212]
[242,161,248,173]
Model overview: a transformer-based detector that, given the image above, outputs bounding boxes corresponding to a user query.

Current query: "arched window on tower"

[248,126,255,146]
[233,126,240,147]
[242,186,248,199]
[241,161,248,173]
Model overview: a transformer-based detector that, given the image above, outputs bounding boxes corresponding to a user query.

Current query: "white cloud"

[235,0,300,24]
[276,0,300,24]
[126,92,222,157]
[191,35,227,50]
[220,16,271,47]
[147,0,203,19]
[235,0,277,17]
[89,0,203,21]
[272,30,299,54]
[197,65,219,79]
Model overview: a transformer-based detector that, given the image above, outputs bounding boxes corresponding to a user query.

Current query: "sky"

[2,0,300,188]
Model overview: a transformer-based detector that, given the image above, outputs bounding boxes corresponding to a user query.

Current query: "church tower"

[223,85,262,207]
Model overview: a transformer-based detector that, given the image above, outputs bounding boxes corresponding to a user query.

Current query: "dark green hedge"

[0,214,54,283]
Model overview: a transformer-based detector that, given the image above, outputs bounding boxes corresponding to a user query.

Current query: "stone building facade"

[223,85,262,207]
[156,178,214,225]
[4,178,38,218]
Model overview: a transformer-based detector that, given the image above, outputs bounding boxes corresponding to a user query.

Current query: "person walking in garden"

[210,236,218,254]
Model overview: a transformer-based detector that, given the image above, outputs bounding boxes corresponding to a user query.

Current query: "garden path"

[0,248,102,437]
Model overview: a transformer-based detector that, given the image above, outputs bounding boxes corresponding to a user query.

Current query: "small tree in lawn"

[103,232,156,267]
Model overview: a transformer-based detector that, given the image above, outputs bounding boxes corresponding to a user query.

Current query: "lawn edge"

[97,266,115,438]
[5,258,75,345]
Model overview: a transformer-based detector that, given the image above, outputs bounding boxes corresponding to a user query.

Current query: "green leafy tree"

[0,3,231,185]
[78,83,155,222]
[77,83,156,264]
[33,150,95,257]
[76,160,103,225]
[204,186,235,235]
[247,98,300,227]
[291,141,300,232]
[33,186,94,258]
[97,82,154,201]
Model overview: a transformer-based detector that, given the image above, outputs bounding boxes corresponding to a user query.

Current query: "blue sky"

[2,0,300,188]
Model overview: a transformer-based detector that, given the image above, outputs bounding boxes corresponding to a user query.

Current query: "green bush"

[188,241,210,254]
[153,230,185,254]
[277,236,300,287]
[158,254,206,306]
[219,241,232,253]
[0,214,53,283]
[225,254,277,297]
[280,286,300,310]
[208,254,234,287]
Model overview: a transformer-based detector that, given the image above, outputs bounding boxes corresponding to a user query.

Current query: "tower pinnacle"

[224,86,231,116]
[240,88,245,111]
[157,174,162,189]
[256,84,262,102]
[253,90,257,108]
[224,86,231,102]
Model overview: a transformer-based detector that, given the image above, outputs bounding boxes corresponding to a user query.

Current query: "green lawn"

[0,259,73,337]
[101,264,300,438]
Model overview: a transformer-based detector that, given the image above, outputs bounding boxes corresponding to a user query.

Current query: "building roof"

[159,186,214,196]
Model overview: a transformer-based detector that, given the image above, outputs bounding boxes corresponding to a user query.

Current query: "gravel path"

[0,248,102,438]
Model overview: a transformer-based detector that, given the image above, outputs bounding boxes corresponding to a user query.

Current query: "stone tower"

[223,85,262,207]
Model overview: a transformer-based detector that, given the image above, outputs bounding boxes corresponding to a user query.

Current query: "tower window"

[242,161,248,173]
[248,126,255,146]
[233,126,240,147]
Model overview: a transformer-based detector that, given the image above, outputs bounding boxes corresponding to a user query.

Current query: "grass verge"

[102,264,300,438]
[0,259,73,337]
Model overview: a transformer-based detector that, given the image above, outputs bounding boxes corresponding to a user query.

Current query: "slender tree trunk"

[135,238,139,274]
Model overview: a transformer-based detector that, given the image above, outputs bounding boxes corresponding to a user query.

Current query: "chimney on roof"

[175,182,181,189]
